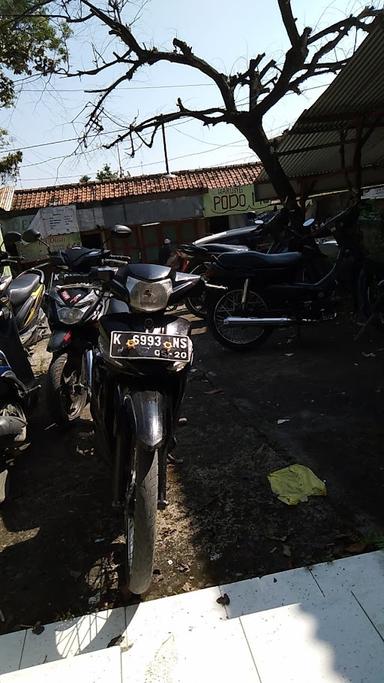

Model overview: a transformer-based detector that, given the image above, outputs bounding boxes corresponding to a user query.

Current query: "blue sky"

[1,0,370,188]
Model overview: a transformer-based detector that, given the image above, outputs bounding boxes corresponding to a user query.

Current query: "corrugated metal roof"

[0,187,15,212]
[305,19,384,121]
[257,18,384,195]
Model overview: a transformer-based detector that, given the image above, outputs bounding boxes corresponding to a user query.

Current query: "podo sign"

[203,184,272,217]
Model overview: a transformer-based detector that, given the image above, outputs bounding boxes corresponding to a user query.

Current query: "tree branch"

[308,7,380,44]
[79,0,237,111]
[102,107,228,153]
[65,50,132,77]
[278,0,302,46]
[257,25,311,116]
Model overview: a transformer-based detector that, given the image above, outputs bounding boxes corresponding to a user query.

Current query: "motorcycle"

[0,247,38,503]
[178,211,328,319]
[37,231,130,425]
[205,206,358,351]
[81,226,202,593]
[177,242,250,317]
[3,231,47,351]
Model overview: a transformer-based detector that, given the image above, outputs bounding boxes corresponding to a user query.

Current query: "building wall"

[0,192,250,264]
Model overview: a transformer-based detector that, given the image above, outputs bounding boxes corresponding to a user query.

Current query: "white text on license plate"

[109,331,191,361]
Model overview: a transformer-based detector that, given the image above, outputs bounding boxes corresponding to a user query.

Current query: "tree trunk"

[236,119,300,213]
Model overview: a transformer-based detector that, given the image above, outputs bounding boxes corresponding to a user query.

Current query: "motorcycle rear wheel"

[125,446,158,595]
[208,288,273,351]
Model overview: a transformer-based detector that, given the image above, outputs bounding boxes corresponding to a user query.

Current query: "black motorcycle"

[180,212,325,319]
[205,206,356,351]
[178,242,250,317]
[42,232,131,424]
[0,249,38,503]
[83,231,201,593]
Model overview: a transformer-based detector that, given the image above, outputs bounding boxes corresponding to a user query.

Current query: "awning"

[255,18,384,200]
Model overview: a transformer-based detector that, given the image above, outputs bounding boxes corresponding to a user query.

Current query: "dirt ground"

[1,310,384,635]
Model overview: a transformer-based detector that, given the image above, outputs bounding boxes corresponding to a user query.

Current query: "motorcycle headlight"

[57,307,85,324]
[127,277,172,312]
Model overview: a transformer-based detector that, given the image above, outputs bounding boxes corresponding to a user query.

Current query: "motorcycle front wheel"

[208,288,273,351]
[125,445,158,595]
[48,353,88,425]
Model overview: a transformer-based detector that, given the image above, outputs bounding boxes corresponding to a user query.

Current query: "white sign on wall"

[29,204,80,237]
[17,204,81,260]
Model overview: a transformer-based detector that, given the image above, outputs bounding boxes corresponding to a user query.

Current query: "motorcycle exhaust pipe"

[223,316,295,327]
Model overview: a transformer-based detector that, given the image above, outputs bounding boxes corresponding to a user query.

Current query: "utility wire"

[4,117,194,153]
[21,135,256,169]
[18,151,259,183]
[15,83,215,93]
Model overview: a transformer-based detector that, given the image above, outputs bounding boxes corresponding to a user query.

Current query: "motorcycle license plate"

[109,331,191,361]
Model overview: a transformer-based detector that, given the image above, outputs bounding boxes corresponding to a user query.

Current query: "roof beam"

[300,108,384,125]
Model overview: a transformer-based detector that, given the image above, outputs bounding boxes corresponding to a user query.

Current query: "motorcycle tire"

[207,287,273,351]
[125,446,158,595]
[48,353,87,425]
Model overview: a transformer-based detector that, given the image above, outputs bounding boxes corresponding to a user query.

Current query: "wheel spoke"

[214,289,268,345]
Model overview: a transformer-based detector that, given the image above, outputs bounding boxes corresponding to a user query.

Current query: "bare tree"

[9,1,384,207]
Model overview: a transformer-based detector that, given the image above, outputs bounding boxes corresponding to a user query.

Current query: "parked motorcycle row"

[0,202,382,595]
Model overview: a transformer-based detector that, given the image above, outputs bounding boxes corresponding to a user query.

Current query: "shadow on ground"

[2,312,384,633]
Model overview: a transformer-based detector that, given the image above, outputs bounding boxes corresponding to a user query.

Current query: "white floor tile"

[350,586,384,640]
[220,566,324,619]
[122,618,259,683]
[310,551,384,600]
[0,630,26,675]
[242,594,384,683]
[124,586,226,642]
[20,607,126,669]
[121,586,227,679]
[1,646,121,683]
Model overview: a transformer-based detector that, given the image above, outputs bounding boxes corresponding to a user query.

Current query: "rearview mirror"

[22,227,42,243]
[111,224,132,236]
[4,231,22,247]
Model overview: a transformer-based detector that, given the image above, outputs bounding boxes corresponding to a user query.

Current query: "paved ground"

[1,310,384,634]
[3,552,384,682]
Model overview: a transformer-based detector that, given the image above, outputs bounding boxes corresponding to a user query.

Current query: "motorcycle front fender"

[125,390,166,450]
[110,388,168,507]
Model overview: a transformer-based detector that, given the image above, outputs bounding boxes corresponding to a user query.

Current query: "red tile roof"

[11,162,262,212]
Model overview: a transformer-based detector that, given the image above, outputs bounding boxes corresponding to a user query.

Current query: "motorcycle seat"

[217,250,303,270]
[9,272,41,307]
